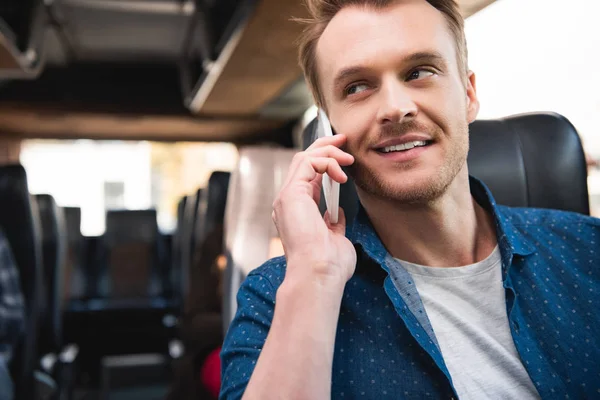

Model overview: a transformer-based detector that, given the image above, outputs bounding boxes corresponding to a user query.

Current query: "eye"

[407,69,435,81]
[345,83,369,96]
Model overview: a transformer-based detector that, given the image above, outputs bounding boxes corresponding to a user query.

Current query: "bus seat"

[63,207,85,301]
[77,210,174,359]
[302,111,590,222]
[190,171,230,315]
[104,209,164,300]
[35,194,79,399]
[0,164,43,400]
[35,194,67,356]
[170,196,188,310]
[222,147,296,333]
[180,190,202,313]
[183,171,231,351]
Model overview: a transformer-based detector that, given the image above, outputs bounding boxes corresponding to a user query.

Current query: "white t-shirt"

[394,247,540,400]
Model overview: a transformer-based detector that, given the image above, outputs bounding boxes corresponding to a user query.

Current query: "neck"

[358,170,497,267]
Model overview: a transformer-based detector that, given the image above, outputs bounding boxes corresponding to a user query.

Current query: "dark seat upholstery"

[302,112,590,221]
[34,195,79,399]
[168,174,230,400]
[170,196,188,310]
[73,210,175,366]
[63,207,85,301]
[0,164,43,400]
[180,190,202,314]
[183,172,230,350]
[35,194,67,356]
[104,209,162,299]
[190,172,230,314]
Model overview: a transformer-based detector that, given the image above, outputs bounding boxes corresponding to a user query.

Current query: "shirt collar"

[347,176,536,270]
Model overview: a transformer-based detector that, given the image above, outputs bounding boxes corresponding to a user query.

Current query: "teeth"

[382,141,428,153]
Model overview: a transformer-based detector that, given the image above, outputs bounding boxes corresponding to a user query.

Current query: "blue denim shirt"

[220,177,600,399]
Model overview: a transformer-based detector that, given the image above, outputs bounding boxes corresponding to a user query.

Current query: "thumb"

[325,207,347,234]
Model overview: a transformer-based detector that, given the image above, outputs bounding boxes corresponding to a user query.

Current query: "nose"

[376,77,418,125]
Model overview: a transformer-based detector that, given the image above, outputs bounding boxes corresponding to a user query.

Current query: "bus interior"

[0,0,599,399]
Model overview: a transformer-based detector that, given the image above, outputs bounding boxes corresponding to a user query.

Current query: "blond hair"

[296,0,468,108]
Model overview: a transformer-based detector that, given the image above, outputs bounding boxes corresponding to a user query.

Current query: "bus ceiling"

[0,0,496,143]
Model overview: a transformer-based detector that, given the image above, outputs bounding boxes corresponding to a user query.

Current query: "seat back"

[180,190,202,310]
[188,171,230,315]
[35,194,67,354]
[169,196,188,304]
[467,112,589,213]
[222,147,295,333]
[104,209,159,299]
[0,164,43,400]
[63,206,85,300]
[302,112,590,221]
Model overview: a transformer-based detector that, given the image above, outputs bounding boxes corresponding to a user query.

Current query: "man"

[220,0,600,399]
[0,228,24,400]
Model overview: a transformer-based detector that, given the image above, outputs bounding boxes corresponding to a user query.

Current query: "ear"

[466,70,480,123]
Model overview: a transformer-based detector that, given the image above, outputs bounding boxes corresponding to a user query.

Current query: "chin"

[352,163,459,205]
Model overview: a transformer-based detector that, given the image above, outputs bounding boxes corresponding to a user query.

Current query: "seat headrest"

[63,207,82,243]
[303,112,589,222]
[35,194,65,244]
[105,209,158,244]
[202,171,231,233]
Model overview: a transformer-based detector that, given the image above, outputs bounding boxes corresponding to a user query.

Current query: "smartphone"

[316,109,340,224]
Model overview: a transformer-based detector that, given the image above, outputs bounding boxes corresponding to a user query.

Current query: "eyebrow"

[332,51,448,90]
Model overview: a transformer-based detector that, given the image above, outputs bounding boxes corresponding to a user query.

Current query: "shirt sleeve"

[219,272,277,400]
[0,231,25,344]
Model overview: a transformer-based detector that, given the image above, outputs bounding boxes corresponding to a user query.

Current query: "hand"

[272,134,357,284]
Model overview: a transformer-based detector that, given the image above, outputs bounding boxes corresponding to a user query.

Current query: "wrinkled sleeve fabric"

[220,271,277,400]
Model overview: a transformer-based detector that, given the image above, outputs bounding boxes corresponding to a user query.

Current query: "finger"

[284,149,353,187]
[285,136,351,186]
[310,174,323,204]
[306,134,347,151]
[304,145,354,165]
[288,156,348,185]
[324,207,347,234]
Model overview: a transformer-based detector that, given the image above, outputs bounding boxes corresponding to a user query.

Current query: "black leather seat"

[65,210,174,385]
[303,112,590,220]
[168,174,230,400]
[35,194,67,357]
[35,194,79,398]
[170,196,188,311]
[0,165,43,400]
[99,209,169,305]
[63,207,86,301]
[180,190,202,315]
[183,172,231,350]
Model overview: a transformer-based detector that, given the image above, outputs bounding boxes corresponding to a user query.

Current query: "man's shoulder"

[498,205,600,228]
[246,255,287,290]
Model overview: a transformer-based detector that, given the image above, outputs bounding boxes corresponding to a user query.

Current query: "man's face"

[316,0,479,204]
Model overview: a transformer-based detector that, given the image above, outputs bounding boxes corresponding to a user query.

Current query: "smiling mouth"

[377,140,433,153]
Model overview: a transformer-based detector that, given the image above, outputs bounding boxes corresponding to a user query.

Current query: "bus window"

[19,139,239,235]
